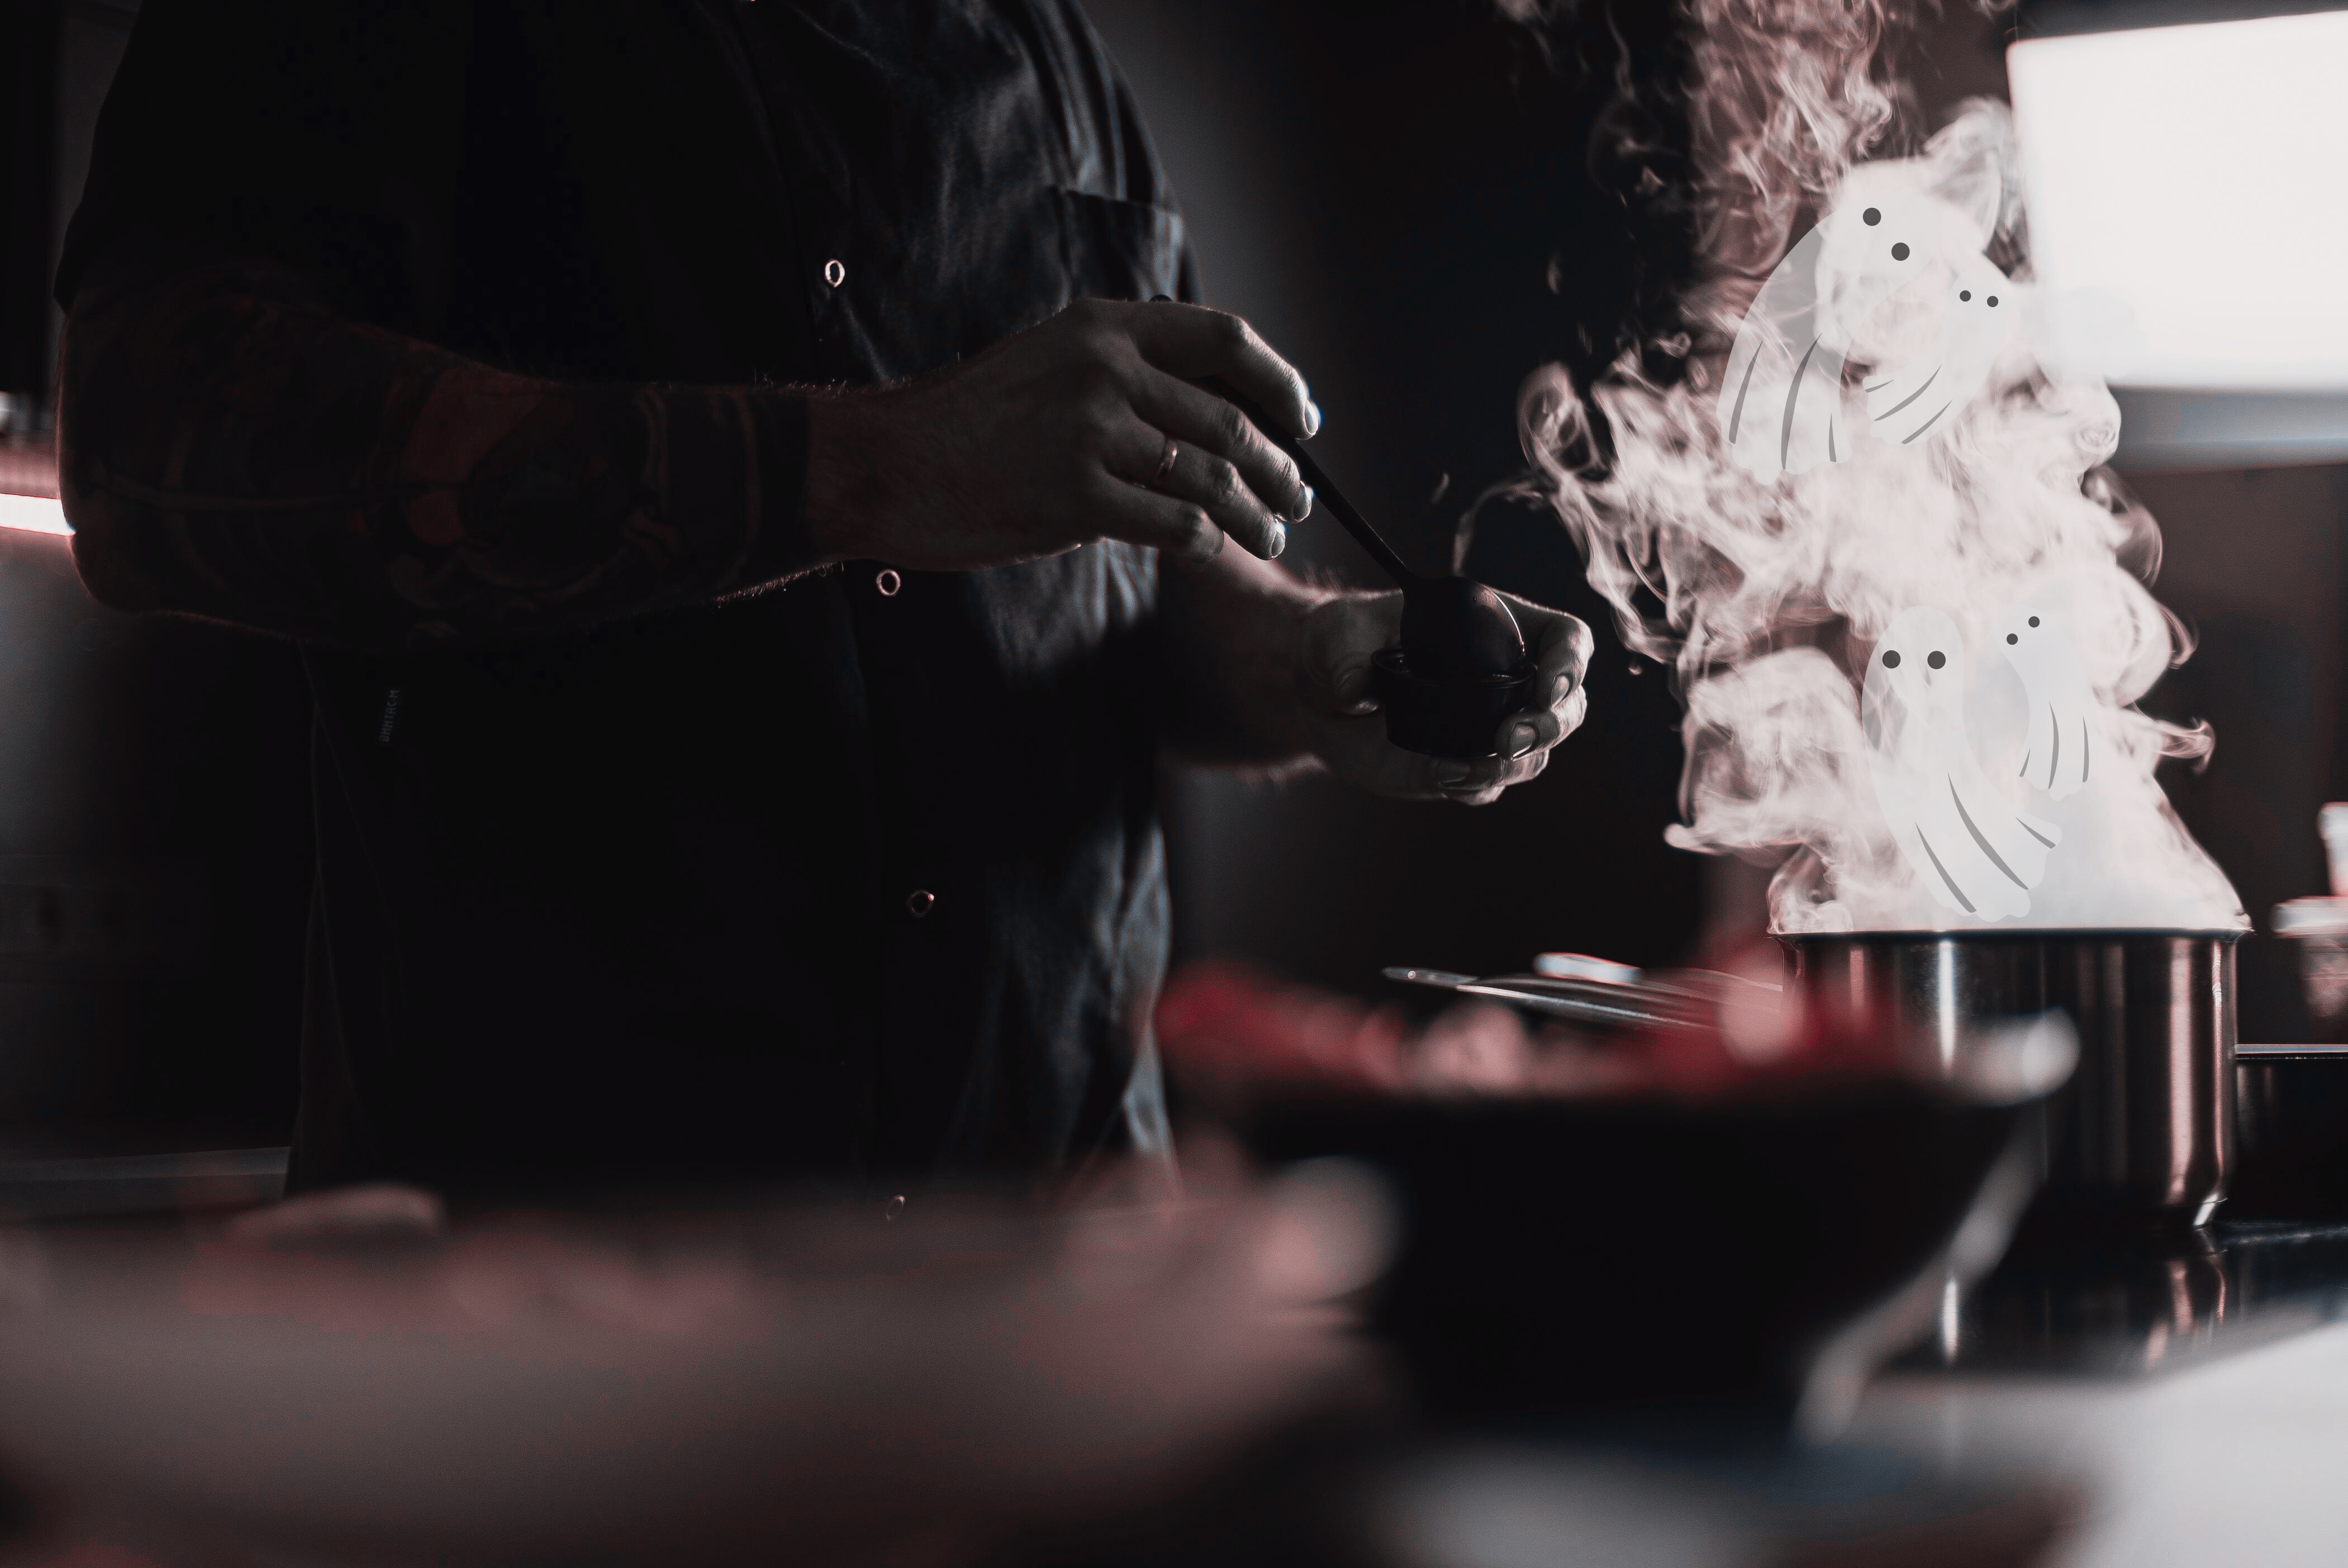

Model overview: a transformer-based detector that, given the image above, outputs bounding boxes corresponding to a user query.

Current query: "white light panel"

[2008,9,2348,390]
[0,493,72,535]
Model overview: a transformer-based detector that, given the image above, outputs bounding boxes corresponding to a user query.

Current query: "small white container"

[2320,802,2348,896]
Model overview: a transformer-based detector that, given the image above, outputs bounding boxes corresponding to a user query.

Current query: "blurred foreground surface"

[6,979,2348,1566]
[17,1204,2348,1567]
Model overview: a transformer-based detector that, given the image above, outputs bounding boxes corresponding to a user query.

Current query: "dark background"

[0,0,2342,1144]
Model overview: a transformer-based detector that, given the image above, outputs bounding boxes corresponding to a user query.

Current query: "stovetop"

[1896,1216,2348,1378]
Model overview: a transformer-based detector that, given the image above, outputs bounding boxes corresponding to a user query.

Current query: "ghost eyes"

[1927,650,1947,669]
[1882,650,1902,669]
[1961,290,1971,301]
[2029,616,2040,626]
[2007,632,2018,644]
[1988,295,1999,307]
[1857,207,1907,259]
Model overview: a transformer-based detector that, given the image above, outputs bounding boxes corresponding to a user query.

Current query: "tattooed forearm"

[58,247,815,651]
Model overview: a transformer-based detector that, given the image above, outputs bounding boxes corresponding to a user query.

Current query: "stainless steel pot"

[1784,931,2241,1229]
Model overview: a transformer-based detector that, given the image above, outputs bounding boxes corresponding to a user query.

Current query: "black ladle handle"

[1272,428,1422,588]
[1199,378,1419,588]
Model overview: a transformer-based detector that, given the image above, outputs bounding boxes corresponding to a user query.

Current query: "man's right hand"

[804,298,1319,570]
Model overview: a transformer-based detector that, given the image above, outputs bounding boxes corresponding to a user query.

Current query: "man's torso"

[73,0,1193,1198]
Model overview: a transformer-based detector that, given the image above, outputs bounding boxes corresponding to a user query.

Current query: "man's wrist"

[745,388,825,579]
[1159,548,1346,765]
[803,386,940,571]
[1281,582,1348,726]
[800,391,870,569]
[629,383,828,599]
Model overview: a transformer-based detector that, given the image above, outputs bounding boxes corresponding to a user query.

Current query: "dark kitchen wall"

[2,0,134,425]
[1094,0,2348,1032]
[0,531,311,1145]
[1084,0,1709,994]
[2130,464,2348,1044]
[0,0,313,1146]
[1,0,63,408]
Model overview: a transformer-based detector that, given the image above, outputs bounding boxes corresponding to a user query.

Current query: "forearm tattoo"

[58,252,813,651]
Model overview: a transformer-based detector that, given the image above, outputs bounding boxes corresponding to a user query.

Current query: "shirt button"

[875,568,901,597]
[823,258,846,289]
[906,889,936,919]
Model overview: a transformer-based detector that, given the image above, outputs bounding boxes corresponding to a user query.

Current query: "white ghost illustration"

[1865,253,2021,449]
[1715,192,1964,483]
[1861,606,2062,922]
[1993,602,2099,800]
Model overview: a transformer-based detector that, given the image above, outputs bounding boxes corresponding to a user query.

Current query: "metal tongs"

[1384,958,1781,1035]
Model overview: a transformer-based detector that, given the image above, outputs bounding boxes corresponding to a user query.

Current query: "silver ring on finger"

[1149,435,1180,492]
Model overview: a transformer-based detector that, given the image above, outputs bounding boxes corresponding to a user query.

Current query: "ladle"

[1269,430,1525,678]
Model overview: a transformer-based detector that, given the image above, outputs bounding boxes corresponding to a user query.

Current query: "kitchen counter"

[1848,1222,2348,1568]
[1353,1217,2348,1568]
[1915,1218,2348,1378]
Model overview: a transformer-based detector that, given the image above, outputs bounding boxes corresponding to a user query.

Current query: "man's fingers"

[1492,682,1592,760]
[1087,475,1226,563]
[1427,746,1547,805]
[1493,707,1558,761]
[1561,683,1591,737]
[1128,370,1312,525]
[1474,595,1591,765]
[1127,302,1317,442]
[1309,713,1537,804]
[1108,414,1287,560]
[1511,593,1595,707]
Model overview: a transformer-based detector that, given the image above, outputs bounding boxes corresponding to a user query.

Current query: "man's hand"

[804,298,1319,571]
[1296,588,1593,804]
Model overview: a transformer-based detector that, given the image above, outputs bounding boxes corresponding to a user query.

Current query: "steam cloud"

[1505,5,2244,933]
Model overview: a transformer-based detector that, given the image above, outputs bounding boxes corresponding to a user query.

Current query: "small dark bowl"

[2232,1044,2348,1217]
[1370,648,1537,759]
[1241,1080,2047,1428]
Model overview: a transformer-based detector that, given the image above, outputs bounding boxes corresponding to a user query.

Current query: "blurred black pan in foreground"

[1159,963,2075,1434]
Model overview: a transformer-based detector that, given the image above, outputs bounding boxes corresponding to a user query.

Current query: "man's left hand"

[1295,589,1593,804]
